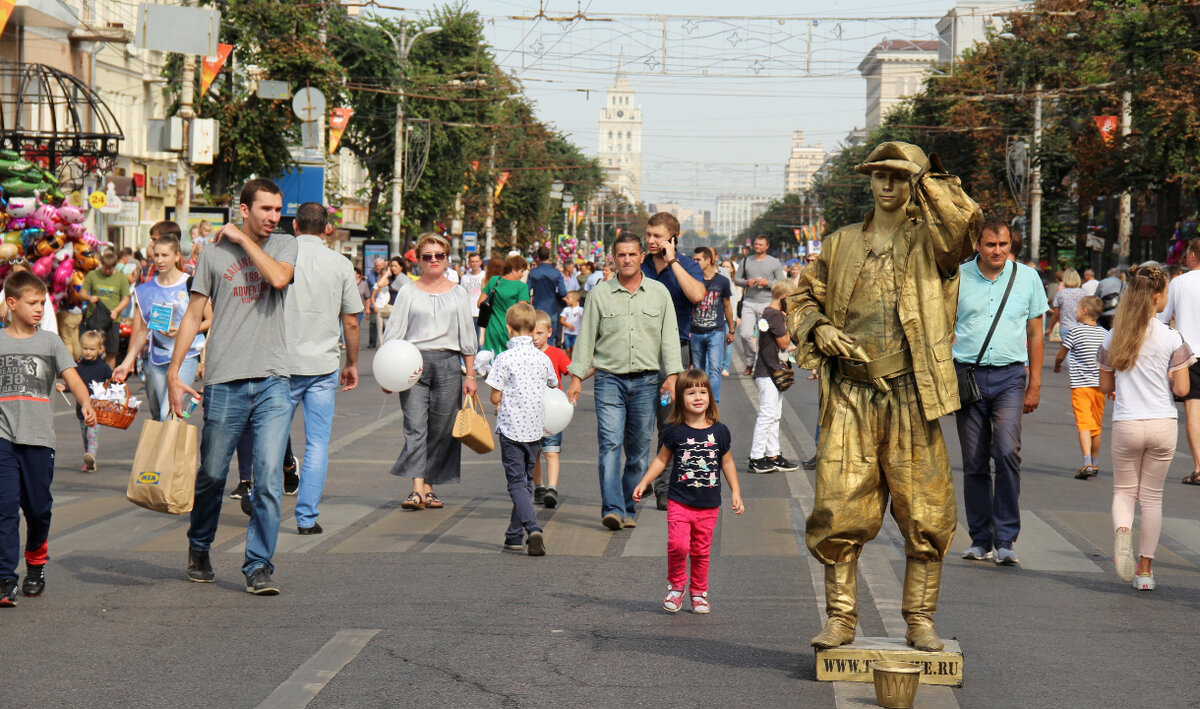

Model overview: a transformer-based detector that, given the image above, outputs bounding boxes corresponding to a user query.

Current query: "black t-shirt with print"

[753,306,787,378]
[663,421,731,508]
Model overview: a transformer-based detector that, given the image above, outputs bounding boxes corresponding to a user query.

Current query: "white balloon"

[373,340,424,392]
[543,387,574,435]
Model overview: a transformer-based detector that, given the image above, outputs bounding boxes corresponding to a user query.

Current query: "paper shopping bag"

[452,394,494,454]
[126,417,199,515]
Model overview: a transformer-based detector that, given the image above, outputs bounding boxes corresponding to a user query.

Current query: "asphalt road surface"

[9,346,1200,708]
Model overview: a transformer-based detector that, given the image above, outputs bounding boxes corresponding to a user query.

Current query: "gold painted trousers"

[806,372,956,564]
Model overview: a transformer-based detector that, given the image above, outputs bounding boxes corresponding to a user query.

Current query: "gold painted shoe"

[811,618,857,649]
[905,623,944,652]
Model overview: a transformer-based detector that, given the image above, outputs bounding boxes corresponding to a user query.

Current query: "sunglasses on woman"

[420,252,447,262]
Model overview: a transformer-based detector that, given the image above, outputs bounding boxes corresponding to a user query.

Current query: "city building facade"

[715,194,773,241]
[784,130,828,195]
[856,39,939,129]
[596,69,642,204]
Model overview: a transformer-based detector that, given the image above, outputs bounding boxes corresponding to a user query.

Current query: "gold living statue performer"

[785,142,981,652]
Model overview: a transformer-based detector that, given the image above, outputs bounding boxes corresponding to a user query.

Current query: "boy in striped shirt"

[1055,295,1110,479]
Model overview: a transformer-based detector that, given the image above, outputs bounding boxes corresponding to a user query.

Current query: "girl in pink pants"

[634,370,744,614]
[1098,266,1194,591]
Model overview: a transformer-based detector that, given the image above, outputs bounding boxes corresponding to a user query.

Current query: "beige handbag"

[452,394,494,454]
[126,417,199,514]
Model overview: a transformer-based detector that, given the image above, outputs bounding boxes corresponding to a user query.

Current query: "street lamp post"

[380,19,441,256]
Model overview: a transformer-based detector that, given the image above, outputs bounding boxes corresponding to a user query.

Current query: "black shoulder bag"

[735,258,747,319]
[477,283,494,325]
[957,262,1018,407]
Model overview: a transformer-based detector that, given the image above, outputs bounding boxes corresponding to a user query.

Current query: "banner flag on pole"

[1094,115,1118,146]
[494,172,511,201]
[0,1,17,37]
[200,43,234,97]
[328,107,354,154]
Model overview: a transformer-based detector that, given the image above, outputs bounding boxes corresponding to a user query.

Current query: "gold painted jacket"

[785,172,981,421]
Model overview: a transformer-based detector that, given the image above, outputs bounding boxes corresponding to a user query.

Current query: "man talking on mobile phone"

[642,212,705,510]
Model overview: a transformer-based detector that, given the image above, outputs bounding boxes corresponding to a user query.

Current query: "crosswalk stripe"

[267,499,379,554]
[539,504,611,556]
[49,496,129,536]
[1005,510,1102,572]
[1053,509,1198,576]
[135,503,245,553]
[330,500,467,554]
[54,505,182,556]
[422,500,512,554]
[622,507,668,556]
[720,497,801,557]
[1163,517,1200,558]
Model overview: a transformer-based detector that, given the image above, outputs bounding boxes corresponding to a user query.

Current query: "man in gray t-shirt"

[282,202,362,535]
[167,179,298,595]
[733,235,785,372]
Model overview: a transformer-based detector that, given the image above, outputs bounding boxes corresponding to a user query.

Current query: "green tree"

[164,0,343,202]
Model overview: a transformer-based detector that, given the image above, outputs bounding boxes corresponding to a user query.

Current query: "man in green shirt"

[567,233,683,530]
[81,250,131,368]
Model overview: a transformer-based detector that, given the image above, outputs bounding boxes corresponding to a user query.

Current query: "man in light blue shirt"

[953,220,1047,567]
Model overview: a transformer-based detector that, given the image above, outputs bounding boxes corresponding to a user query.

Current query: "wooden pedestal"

[815,637,963,687]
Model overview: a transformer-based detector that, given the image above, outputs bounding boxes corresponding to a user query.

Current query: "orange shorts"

[1071,386,1106,434]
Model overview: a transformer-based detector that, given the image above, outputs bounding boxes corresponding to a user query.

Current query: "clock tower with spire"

[596,64,642,204]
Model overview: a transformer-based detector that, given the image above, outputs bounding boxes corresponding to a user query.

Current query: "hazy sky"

[393,1,967,211]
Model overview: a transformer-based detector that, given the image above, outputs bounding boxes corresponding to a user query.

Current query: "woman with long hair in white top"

[1099,266,1194,590]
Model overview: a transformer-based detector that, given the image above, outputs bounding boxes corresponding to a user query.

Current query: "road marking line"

[1015,509,1106,572]
[326,409,405,456]
[255,629,379,709]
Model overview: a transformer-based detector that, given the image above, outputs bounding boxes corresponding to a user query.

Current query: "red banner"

[1094,115,1118,146]
[328,107,354,154]
[493,172,511,201]
[200,44,234,97]
[0,1,16,37]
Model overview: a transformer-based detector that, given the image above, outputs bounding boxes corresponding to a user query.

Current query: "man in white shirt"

[459,252,485,330]
[1081,269,1099,295]
[1159,239,1200,484]
[283,202,363,534]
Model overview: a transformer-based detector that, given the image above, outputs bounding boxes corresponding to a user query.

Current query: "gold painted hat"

[854,141,929,177]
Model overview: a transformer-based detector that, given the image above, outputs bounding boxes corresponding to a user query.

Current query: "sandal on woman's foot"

[1075,466,1091,480]
[401,492,425,510]
[424,492,444,509]
[1183,471,1200,485]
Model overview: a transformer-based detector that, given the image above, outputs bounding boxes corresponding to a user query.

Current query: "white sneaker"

[962,545,993,561]
[1133,572,1156,591]
[1114,527,1135,583]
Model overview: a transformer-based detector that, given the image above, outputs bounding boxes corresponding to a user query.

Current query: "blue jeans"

[289,371,338,528]
[188,376,293,578]
[593,370,659,520]
[954,362,1027,549]
[144,356,200,422]
[689,329,726,403]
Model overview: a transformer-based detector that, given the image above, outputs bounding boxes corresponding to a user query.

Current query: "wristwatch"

[666,258,678,267]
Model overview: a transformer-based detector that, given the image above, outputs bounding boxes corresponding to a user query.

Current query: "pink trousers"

[1111,419,1177,559]
[667,500,720,594]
